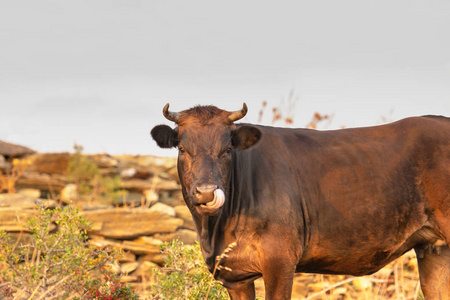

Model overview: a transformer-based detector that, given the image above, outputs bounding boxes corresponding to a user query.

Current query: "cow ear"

[232,125,261,150]
[151,125,179,148]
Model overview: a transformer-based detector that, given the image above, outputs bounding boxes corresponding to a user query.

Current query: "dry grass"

[254,250,421,300]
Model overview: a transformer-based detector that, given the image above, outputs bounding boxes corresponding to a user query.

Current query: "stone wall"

[0,152,194,285]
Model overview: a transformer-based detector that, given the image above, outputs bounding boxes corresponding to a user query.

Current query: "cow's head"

[151,103,261,215]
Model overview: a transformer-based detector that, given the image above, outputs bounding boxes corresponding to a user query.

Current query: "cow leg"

[415,245,450,299]
[261,261,295,300]
[227,282,256,300]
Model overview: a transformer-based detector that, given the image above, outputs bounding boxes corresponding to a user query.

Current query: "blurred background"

[1,0,449,157]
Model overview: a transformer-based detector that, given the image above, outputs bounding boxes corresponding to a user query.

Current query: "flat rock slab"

[26,153,71,175]
[0,207,56,232]
[16,172,67,192]
[82,208,183,239]
[121,178,180,192]
[122,239,162,255]
[174,205,195,230]
[120,262,140,274]
[88,154,119,168]
[0,140,35,158]
[0,193,38,209]
[89,236,162,256]
[0,193,57,209]
[0,194,57,232]
[153,229,198,245]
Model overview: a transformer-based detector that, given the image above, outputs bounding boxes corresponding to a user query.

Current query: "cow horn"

[228,103,248,122]
[163,103,180,123]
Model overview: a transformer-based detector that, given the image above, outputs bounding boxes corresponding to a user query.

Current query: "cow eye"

[178,146,185,154]
[226,148,232,154]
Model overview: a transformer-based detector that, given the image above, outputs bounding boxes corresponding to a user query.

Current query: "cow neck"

[195,160,239,270]
[198,213,224,269]
[176,184,219,269]
[193,151,256,270]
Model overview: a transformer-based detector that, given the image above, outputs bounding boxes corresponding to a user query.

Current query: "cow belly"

[296,226,446,276]
[295,248,405,276]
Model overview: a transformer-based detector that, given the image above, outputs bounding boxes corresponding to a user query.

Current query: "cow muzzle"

[193,184,225,214]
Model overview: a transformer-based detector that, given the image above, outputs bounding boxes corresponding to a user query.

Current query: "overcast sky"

[1,0,449,157]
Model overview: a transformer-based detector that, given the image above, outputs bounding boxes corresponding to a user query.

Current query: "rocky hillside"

[0,144,194,290]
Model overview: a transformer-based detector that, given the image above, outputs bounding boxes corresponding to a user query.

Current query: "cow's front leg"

[227,282,256,300]
[262,259,296,300]
[415,245,450,299]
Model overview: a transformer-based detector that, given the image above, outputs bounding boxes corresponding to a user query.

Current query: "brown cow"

[151,103,450,299]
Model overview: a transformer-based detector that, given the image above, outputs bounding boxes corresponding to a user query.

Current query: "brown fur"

[178,105,230,126]
[151,107,450,300]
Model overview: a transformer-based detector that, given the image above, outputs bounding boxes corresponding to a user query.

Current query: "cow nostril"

[196,185,218,193]
[195,184,218,202]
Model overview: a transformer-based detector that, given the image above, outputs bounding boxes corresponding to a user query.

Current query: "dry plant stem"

[36,273,73,300]
[204,242,237,300]
[0,175,6,192]
[7,257,22,279]
[0,282,11,289]
[140,195,145,208]
[1,160,28,193]
[35,249,41,271]
[12,230,23,253]
[28,278,45,299]
[411,281,421,300]
[394,266,399,296]
[400,257,405,296]
[122,193,127,207]
[147,174,160,208]
[320,275,325,300]
[346,284,357,298]
[46,180,57,202]
[45,289,68,300]
[13,288,28,300]
[31,247,37,265]
[373,268,388,297]
[305,277,389,300]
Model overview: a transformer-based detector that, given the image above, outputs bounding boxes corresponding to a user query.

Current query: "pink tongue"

[205,189,225,210]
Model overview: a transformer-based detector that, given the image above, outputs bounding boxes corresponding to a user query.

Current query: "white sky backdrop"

[1,0,449,156]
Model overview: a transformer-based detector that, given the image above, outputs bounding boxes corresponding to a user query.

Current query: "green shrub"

[0,204,139,299]
[67,144,99,198]
[150,240,229,300]
[67,144,126,204]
